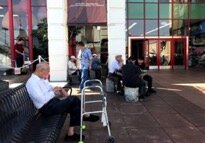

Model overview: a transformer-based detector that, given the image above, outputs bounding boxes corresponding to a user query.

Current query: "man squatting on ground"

[26,62,99,142]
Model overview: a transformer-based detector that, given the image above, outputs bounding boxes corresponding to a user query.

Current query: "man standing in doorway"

[77,41,93,91]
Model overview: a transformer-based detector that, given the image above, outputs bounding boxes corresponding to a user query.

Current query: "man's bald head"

[35,62,50,79]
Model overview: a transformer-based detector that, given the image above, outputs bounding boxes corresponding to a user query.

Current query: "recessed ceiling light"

[0,14,4,17]
[0,6,3,9]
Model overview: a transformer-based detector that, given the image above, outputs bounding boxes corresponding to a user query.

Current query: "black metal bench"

[0,80,9,92]
[0,83,68,143]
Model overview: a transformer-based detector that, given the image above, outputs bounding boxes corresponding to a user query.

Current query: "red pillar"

[8,0,15,67]
[27,0,33,65]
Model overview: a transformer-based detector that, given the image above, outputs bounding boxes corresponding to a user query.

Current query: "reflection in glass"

[146,4,158,19]
[160,40,171,65]
[173,4,188,19]
[145,0,158,2]
[32,7,47,29]
[190,4,205,19]
[145,20,158,36]
[127,3,144,19]
[127,20,144,36]
[159,20,172,36]
[159,0,170,2]
[172,19,188,36]
[0,3,10,66]
[0,0,7,5]
[160,3,171,19]
[32,3,47,59]
[148,40,157,65]
[32,0,46,6]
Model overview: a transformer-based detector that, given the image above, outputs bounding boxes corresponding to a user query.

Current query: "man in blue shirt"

[77,41,93,91]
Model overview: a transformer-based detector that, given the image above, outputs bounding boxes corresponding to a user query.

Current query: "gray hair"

[35,62,49,71]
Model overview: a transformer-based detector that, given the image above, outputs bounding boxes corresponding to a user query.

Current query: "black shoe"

[148,89,156,94]
[116,90,123,96]
[64,133,85,141]
[83,114,100,122]
[145,91,151,97]
[139,95,145,101]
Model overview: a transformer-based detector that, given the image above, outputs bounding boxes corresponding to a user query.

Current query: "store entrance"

[129,37,188,70]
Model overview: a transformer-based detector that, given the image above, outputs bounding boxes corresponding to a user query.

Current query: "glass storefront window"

[173,4,188,19]
[145,20,158,36]
[127,3,144,19]
[190,4,205,19]
[159,0,171,2]
[127,0,143,2]
[145,0,158,2]
[148,40,158,65]
[32,0,46,6]
[160,40,171,66]
[32,7,47,29]
[160,4,172,19]
[145,4,158,19]
[0,5,9,45]
[172,19,188,36]
[173,0,187,2]
[174,40,184,65]
[0,2,10,66]
[0,0,7,5]
[127,20,144,36]
[159,20,172,36]
[190,0,205,3]
[12,0,29,61]
[32,1,47,59]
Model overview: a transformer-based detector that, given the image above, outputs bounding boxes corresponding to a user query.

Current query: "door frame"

[128,36,189,70]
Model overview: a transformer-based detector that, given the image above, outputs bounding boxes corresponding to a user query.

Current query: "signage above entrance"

[68,0,107,25]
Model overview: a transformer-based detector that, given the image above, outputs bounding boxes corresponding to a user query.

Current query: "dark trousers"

[16,56,24,67]
[94,68,101,79]
[39,96,81,127]
[108,73,122,91]
[143,74,152,90]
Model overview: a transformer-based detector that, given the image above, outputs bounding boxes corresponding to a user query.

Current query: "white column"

[47,0,68,81]
[107,1,126,66]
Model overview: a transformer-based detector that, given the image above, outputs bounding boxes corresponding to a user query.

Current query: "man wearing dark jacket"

[122,57,146,99]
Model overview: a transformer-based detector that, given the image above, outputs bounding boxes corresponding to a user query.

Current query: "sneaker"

[64,133,85,141]
[83,114,100,122]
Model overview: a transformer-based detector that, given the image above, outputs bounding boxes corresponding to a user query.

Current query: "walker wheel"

[81,125,86,130]
[107,136,115,143]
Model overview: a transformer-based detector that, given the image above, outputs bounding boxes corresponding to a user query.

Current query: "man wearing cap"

[68,55,78,75]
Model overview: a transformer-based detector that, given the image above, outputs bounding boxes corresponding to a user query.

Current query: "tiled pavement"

[1,69,205,143]
[58,69,205,143]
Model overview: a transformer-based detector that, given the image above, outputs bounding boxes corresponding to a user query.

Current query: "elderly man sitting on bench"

[108,55,124,94]
[26,62,99,142]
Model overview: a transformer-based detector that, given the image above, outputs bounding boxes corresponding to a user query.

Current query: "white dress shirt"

[109,59,122,74]
[26,74,55,109]
[68,60,77,75]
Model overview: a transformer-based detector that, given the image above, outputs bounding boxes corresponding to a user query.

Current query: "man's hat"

[70,55,76,60]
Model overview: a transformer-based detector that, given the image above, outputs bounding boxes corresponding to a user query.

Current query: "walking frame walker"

[79,79,115,143]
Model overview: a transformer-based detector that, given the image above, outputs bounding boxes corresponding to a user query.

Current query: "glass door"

[173,39,186,69]
[159,40,171,69]
[147,40,158,69]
